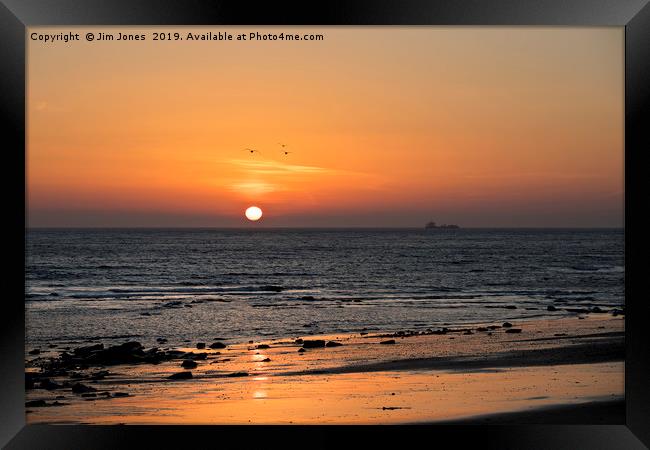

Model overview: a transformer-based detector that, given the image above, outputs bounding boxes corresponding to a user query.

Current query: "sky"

[27,27,624,227]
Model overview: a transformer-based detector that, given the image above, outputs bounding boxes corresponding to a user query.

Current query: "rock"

[25,400,47,407]
[181,360,198,369]
[209,342,227,349]
[73,343,104,356]
[611,309,624,317]
[227,372,248,377]
[294,339,304,344]
[25,373,36,390]
[81,393,97,398]
[463,330,473,335]
[360,332,368,336]
[325,341,343,347]
[297,348,306,353]
[28,349,40,355]
[256,344,271,349]
[72,383,97,394]
[261,358,271,362]
[502,322,513,328]
[505,328,522,334]
[504,305,517,309]
[301,296,315,300]
[487,325,500,330]
[591,306,605,313]
[168,371,193,380]
[547,305,558,311]
[476,327,488,332]
[380,339,396,345]
[156,338,168,344]
[196,343,206,349]
[163,301,183,308]
[92,370,110,380]
[302,340,326,349]
[40,378,63,390]
[113,392,130,397]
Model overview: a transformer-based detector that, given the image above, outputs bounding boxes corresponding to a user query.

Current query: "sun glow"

[245,206,263,221]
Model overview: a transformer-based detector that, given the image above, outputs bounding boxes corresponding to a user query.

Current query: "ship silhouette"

[425,221,460,229]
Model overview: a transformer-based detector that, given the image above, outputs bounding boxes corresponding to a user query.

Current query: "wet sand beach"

[25,313,624,424]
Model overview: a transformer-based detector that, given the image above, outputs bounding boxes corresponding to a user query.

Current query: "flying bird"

[277,143,292,155]
[243,148,261,155]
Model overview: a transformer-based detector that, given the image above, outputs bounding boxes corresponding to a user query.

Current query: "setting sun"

[245,206,263,221]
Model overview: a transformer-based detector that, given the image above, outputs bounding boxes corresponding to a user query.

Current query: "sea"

[25,228,625,348]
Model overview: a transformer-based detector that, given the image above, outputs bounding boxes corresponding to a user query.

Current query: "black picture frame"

[2,0,648,448]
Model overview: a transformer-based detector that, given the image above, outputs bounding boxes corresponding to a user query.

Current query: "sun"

[245,206,263,221]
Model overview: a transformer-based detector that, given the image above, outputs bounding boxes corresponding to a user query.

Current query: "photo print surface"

[25,26,624,424]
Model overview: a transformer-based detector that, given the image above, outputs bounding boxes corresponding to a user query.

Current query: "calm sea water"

[25,228,624,347]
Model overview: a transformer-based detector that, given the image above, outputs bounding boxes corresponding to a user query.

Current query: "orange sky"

[27,27,624,227]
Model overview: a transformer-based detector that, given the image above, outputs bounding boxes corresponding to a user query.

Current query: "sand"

[24,313,624,424]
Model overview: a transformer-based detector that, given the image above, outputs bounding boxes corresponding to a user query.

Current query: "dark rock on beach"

[505,328,523,334]
[168,371,193,380]
[73,344,104,356]
[302,340,326,349]
[181,360,198,369]
[227,372,249,377]
[256,344,271,349]
[72,382,97,394]
[297,348,306,353]
[40,378,63,390]
[26,373,35,390]
[325,341,343,347]
[547,305,558,311]
[28,349,40,355]
[196,343,206,349]
[25,400,47,408]
[209,342,227,349]
[502,322,513,328]
[380,339,396,345]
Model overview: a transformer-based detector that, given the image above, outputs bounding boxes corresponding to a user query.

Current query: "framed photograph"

[2,0,648,448]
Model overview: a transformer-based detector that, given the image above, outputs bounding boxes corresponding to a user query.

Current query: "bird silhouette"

[277,142,288,148]
[243,148,260,155]
[281,151,292,156]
